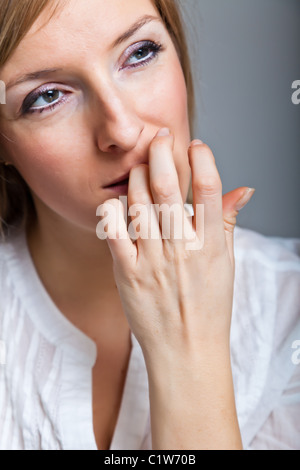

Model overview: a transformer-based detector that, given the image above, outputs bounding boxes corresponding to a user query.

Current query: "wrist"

[145,348,242,450]
[143,337,232,385]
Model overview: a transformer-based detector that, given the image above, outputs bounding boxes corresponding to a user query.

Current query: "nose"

[91,81,144,154]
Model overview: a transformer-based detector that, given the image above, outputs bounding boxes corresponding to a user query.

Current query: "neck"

[27,203,127,341]
[28,211,115,284]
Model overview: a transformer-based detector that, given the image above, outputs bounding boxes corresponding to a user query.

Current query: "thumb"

[222,187,256,260]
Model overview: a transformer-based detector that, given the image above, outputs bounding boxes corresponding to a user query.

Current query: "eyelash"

[120,40,163,70]
[21,40,164,115]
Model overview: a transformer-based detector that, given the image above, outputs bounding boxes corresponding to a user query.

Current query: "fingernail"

[156,128,170,137]
[236,188,256,211]
[190,139,204,147]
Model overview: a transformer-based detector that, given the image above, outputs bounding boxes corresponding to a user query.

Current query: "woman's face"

[0,0,191,232]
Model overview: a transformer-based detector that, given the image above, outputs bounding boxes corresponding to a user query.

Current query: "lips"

[103,172,130,188]
[103,161,148,189]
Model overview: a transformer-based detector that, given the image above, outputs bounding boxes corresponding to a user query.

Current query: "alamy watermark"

[96,196,205,251]
[0,80,6,105]
[291,80,300,105]
[0,340,6,365]
[291,340,300,365]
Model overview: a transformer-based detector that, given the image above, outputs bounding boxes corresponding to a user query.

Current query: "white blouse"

[0,206,299,450]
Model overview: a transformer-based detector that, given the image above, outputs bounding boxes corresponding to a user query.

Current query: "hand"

[102,129,254,449]
[103,130,254,364]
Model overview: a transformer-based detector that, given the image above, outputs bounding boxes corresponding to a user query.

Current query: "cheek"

[5,126,97,221]
[150,60,191,196]
[141,59,190,134]
[9,129,73,191]
[133,57,191,197]
[7,119,93,188]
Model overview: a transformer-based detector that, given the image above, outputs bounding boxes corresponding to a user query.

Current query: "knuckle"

[223,214,237,233]
[151,175,178,198]
[193,175,222,196]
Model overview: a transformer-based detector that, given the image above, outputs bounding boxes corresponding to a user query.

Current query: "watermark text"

[291,80,300,105]
[96,197,204,251]
[0,80,6,105]
[291,340,300,365]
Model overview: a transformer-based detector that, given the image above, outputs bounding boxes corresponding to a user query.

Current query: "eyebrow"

[112,15,161,48]
[6,68,62,91]
[5,14,161,92]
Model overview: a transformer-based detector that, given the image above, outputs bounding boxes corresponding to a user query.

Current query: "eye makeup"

[20,39,164,115]
[121,40,163,70]
[21,86,70,115]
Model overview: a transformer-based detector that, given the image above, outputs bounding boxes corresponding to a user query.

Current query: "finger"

[188,140,225,250]
[97,198,137,269]
[222,187,255,263]
[127,164,162,258]
[148,128,186,243]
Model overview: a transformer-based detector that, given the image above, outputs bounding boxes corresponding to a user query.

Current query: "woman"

[0,0,299,450]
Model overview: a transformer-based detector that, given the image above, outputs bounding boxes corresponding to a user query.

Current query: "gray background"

[180,0,300,238]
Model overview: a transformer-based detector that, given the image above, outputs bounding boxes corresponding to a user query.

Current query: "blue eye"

[123,40,163,69]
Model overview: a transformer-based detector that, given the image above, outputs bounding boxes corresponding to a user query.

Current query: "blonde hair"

[0,0,194,237]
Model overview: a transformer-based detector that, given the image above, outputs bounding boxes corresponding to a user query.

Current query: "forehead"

[30,0,158,37]
[2,0,160,76]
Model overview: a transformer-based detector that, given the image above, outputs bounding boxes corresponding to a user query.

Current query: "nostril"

[105,144,123,154]
[108,144,117,151]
